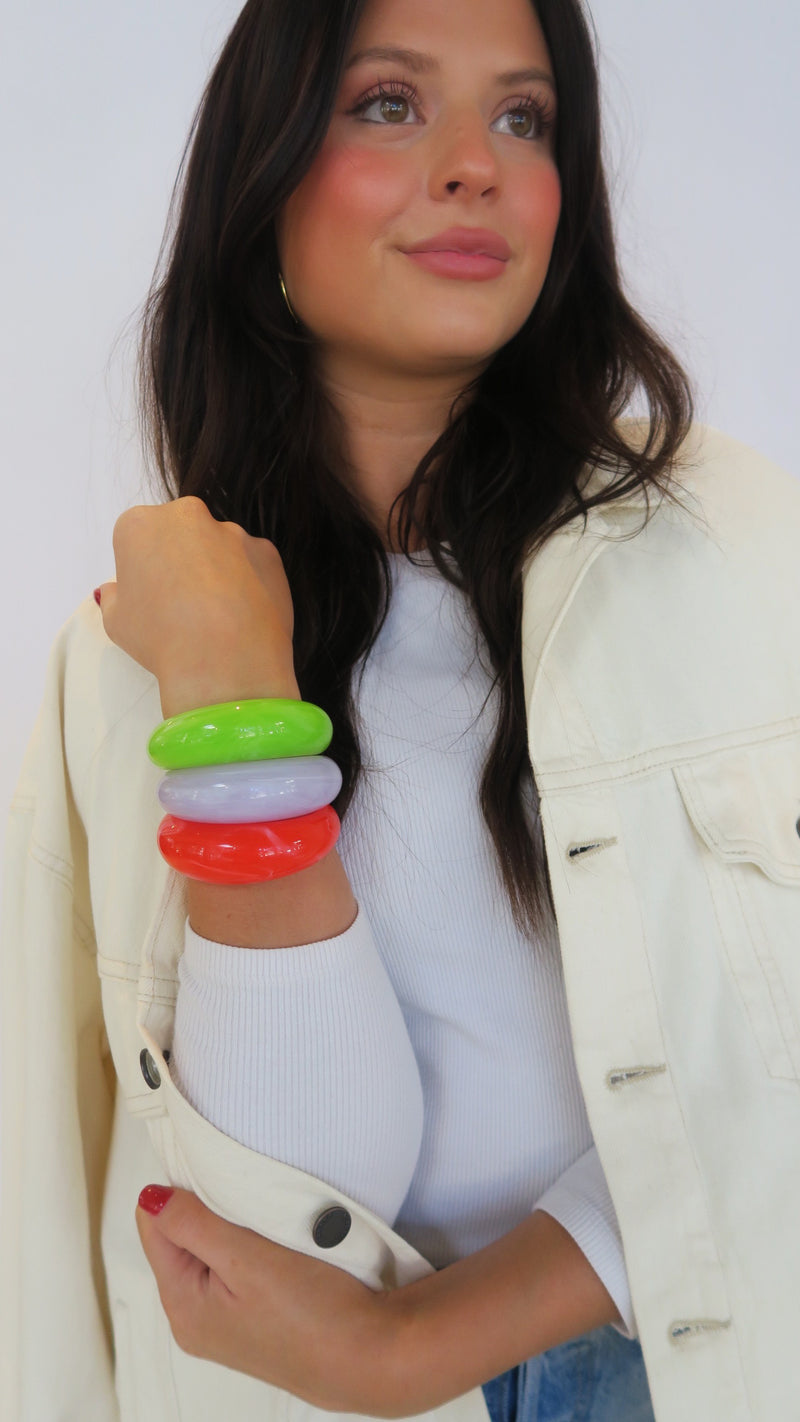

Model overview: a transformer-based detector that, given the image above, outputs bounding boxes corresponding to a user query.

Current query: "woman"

[2,0,799,1419]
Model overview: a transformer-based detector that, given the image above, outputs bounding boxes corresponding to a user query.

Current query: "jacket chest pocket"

[673,733,800,1082]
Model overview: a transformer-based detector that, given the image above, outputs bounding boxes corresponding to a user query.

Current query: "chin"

[403,312,510,354]
[423,333,514,370]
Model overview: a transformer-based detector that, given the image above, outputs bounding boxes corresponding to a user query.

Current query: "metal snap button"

[139,1048,161,1090]
[312,1206,352,1249]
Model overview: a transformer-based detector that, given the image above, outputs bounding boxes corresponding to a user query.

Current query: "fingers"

[94,495,296,681]
[93,580,117,625]
[111,502,160,557]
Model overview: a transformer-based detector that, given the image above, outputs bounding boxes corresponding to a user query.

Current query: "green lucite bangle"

[147,699,333,770]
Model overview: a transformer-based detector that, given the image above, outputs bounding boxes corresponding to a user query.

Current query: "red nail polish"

[138,1184,175,1216]
[93,588,102,606]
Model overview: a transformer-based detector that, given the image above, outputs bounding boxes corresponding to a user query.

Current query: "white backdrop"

[1,0,798,830]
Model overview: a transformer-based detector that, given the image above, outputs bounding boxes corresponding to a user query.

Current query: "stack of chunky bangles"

[148,699,342,884]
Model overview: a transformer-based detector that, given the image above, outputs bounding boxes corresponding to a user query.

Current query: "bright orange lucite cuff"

[157,804,340,884]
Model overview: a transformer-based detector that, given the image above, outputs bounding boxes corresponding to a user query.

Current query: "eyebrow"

[344,45,556,91]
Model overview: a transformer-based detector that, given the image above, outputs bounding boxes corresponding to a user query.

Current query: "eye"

[495,93,556,142]
[347,80,556,142]
[348,78,420,126]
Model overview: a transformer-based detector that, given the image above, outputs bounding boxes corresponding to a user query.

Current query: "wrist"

[158,670,302,721]
[366,1285,434,1419]
[368,1211,624,1416]
[351,1287,423,1421]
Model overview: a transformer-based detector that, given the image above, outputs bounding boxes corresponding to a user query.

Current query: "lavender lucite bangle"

[156,755,343,824]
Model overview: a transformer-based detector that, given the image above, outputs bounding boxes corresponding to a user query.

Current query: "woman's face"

[275,0,561,382]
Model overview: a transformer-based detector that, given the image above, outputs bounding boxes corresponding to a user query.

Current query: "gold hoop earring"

[278,271,299,324]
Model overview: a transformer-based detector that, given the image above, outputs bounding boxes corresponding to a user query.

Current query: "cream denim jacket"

[2,422,799,1422]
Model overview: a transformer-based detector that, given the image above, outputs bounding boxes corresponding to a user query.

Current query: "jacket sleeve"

[2,603,467,1422]
[0,620,120,1422]
[58,597,445,1300]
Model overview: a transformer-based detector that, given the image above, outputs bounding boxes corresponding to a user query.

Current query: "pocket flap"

[673,735,800,886]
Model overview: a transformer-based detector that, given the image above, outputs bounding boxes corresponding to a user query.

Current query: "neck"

[315,348,484,549]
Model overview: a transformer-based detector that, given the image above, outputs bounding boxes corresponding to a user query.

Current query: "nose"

[427,107,501,199]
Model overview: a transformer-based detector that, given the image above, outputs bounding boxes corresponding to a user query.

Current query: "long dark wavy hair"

[138,0,698,940]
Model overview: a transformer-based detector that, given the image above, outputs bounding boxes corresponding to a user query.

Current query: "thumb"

[135,1187,222,1324]
[136,1185,247,1294]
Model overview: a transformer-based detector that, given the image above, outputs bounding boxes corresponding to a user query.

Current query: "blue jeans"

[481,1325,655,1422]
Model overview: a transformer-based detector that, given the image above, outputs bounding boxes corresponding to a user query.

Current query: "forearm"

[379,1207,621,1418]
[186,848,357,948]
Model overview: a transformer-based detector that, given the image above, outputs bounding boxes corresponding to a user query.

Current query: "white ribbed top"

[171,550,635,1336]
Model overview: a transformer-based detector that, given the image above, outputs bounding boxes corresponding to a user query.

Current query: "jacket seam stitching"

[97,960,177,989]
[676,770,800,878]
[77,679,161,807]
[730,861,800,1078]
[139,872,184,1004]
[648,1058,748,1383]
[28,838,73,886]
[25,839,97,951]
[695,836,795,1081]
[9,791,36,812]
[540,718,800,787]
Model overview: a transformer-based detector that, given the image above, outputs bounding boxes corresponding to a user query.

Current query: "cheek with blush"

[518,163,562,275]
[281,139,413,290]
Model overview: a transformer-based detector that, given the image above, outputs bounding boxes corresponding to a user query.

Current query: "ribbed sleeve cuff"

[171,902,425,1225]
[534,1146,637,1339]
[182,899,383,980]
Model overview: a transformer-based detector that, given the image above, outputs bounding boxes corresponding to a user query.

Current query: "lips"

[404,226,511,261]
